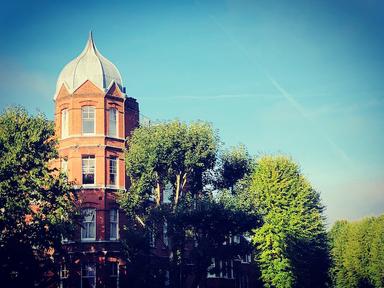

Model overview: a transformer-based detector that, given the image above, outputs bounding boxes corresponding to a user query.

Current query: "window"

[59,263,69,288]
[109,262,119,288]
[81,263,96,288]
[207,258,216,278]
[110,209,119,240]
[82,106,95,134]
[207,258,233,279]
[163,183,172,204]
[241,254,252,263]
[61,109,69,138]
[109,157,118,186]
[81,208,96,241]
[164,270,170,287]
[82,155,95,185]
[163,221,168,246]
[149,227,155,247]
[61,158,68,174]
[108,108,117,137]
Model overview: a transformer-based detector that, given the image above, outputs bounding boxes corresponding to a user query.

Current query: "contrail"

[194,0,352,164]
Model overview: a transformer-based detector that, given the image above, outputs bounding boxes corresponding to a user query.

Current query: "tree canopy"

[119,120,261,288]
[0,107,78,287]
[329,215,384,288]
[246,155,330,288]
[121,120,218,215]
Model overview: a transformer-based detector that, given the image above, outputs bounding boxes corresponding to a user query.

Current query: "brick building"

[53,33,257,288]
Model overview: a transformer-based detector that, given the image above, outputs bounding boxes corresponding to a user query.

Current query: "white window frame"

[109,209,119,240]
[81,208,96,241]
[108,108,118,137]
[59,263,69,288]
[207,259,234,279]
[81,263,96,288]
[241,253,252,264]
[82,106,96,135]
[233,235,241,244]
[82,155,96,185]
[61,109,69,138]
[109,157,118,187]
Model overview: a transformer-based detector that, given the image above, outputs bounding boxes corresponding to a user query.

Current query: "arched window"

[108,108,117,137]
[82,106,95,135]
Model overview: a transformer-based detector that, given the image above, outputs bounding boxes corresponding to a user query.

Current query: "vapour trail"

[194,1,352,164]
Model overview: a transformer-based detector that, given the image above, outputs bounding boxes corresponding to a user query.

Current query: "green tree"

[217,144,253,192]
[120,120,218,215]
[247,155,329,288]
[119,120,261,288]
[0,107,78,287]
[329,215,384,288]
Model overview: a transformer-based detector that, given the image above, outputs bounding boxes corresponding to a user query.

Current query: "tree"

[247,155,330,288]
[329,215,384,288]
[119,120,261,288]
[0,107,78,287]
[120,120,218,215]
[217,144,253,192]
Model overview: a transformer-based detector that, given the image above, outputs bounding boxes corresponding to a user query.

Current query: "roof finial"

[86,30,96,52]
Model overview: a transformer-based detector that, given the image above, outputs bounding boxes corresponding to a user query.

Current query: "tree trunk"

[175,173,181,207]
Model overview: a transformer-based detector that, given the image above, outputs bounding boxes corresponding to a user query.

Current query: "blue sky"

[0,0,383,224]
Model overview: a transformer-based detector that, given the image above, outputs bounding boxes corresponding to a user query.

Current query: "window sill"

[81,238,96,242]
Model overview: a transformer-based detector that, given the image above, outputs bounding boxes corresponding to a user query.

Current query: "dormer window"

[82,106,95,135]
[61,109,69,138]
[108,108,117,137]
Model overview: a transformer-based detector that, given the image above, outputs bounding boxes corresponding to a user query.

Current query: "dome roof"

[54,32,123,99]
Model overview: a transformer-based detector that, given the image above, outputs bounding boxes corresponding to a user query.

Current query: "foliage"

[217,144,254,192]
[329,215,384,288]
[0,107,78,287]
[119,120,260,288]
[247,155,330,288]
[121,120,218,215]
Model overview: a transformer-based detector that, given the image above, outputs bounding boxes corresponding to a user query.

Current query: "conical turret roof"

[54,32,123,99]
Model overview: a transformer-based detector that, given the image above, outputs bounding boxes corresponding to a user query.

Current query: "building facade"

[54,33,139,288]
[53,34,257,288]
